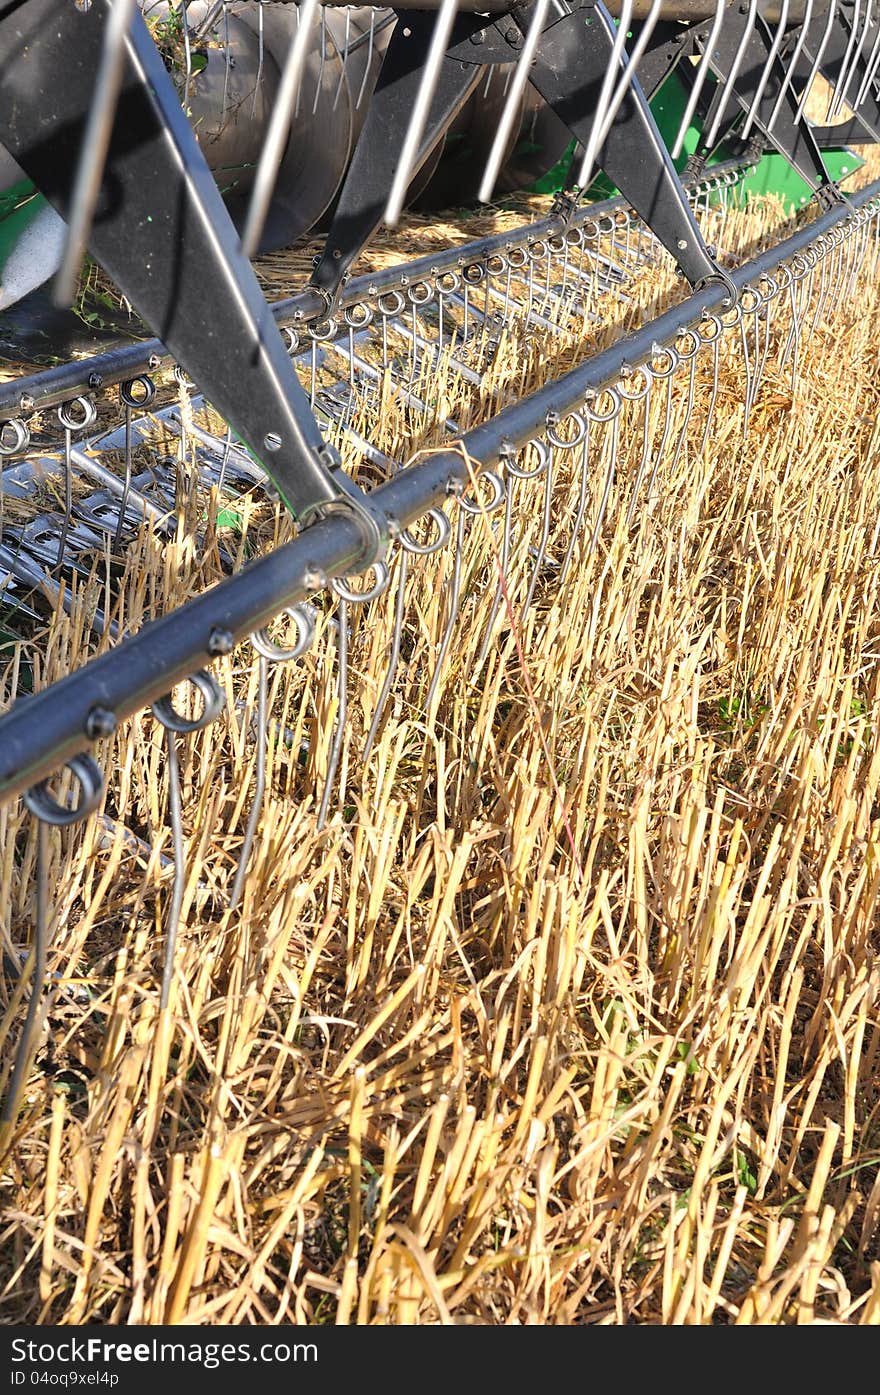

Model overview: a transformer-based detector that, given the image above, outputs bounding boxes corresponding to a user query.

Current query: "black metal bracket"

[313,2,731,299]
[0,0,384,552]
[800,7,880,142]
[521,3,729,290]
[311,11,485,295]
[694,3,841,201]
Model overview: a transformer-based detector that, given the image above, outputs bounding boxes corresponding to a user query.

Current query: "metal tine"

[829,0,864,117]
[356,8,379,110]
[576,0,634,190]
[794,0,838,123]
[390,318,483,387]
[779,269,804,393]
[596,0,666,156]
[766,0,814,136]
[476,477,514,668]
[737,303,755,439]
[425,503,467,718]
[672,0,726,160]
[742,0,790,139]
[586,398,622,552]
[54,0,140,306]
[313,3,329,116]
[115,396,134,553]
[324,333,453,427]
[697,318,722,461]
[754,284,775,405]
[158,725,185,1012]
[192,0,227,41]
[317,597,348,830]
[56,421,74,573]
[839,0,874,112]
[220,2,232,131]
[624,373,654,528]
[253,0,265,118]
[363,549,408,764]
[0,822,49,1129]
[668,341,698,476]
[242,0,320,259]
[705,0,759,148]
[228,654,268,914]
[558,420,593,583]
[479,0,551,204]
[386,0,461,226]
[521,444,556,620]
[333,5,352,110]
[645,350,678,500]
[854,16,880,106]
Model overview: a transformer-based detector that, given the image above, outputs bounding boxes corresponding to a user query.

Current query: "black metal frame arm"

[0,0,377,538]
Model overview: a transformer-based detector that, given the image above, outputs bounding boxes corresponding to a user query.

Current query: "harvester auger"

[0,0,879,1127]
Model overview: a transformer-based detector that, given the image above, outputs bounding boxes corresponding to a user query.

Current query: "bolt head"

[85,706,116,740]
[208,626,235,657]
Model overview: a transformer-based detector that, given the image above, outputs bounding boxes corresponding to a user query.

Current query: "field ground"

[2,147,880,1324]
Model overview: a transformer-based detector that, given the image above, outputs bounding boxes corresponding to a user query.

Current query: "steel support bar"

[0,173,877,806]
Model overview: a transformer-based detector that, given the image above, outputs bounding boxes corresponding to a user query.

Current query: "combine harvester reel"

[0,0,879,1120]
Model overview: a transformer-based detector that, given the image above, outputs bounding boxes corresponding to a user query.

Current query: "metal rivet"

[85,706,116,740]
[208,626,235,657]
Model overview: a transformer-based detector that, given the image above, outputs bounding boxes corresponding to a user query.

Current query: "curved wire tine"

[54,0,140,306]
[521,450,555,621]
[387,0,461,225]
[559,421,593,580]
[55,425,73,573]
[228,653,268,914]
[669,350,698,475]
[475,482,514,669]
[425,504,466,719]
[313,3,328,117]
[356,8,378,111]
[794,0,838,122]
[479,0,551,204]
[742,0,790,139]
[705,0,758,147]
[242,0,320,259]
[363,548,409,765]
[587,410,621,553]
[159,725,185,1012]
[766,0,814,136]
[697,326,721,461]
[671,0,726,160]
[114,401,133,553]
[252,0,265,119]
[575,0,634,190]
[596,0,665,152]
[0,822,49,1129]
[829,0,863,117]
[840,0,874,112]
[192,0,226,43]
[332,5,352,111]
[854,16,880,106]
[317,598,348,831]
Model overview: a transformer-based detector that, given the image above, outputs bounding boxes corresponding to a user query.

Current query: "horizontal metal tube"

[0,173,876,806]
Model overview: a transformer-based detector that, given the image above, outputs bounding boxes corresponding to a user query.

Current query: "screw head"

[677,238,688,250]
[208,626,235,657]
[85,706,116,740]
